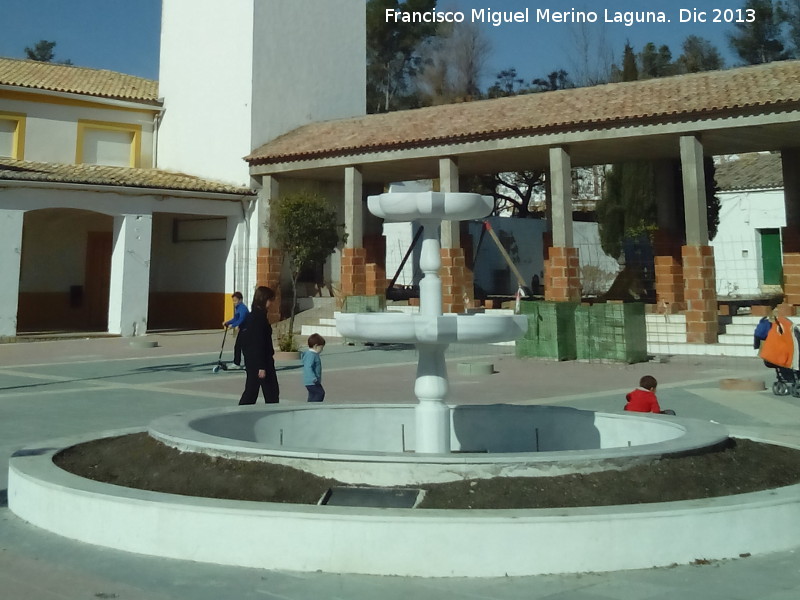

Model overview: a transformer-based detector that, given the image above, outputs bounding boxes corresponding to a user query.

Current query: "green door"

[760,229,783,286]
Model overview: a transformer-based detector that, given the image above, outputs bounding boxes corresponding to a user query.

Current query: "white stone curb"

[8,428,800,577]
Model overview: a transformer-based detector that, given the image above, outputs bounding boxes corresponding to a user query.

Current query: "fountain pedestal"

[336,192,528,454]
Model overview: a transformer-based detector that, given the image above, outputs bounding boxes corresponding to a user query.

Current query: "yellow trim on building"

[0,110,26,159]
[0,89,157,114]
[76,119,142,167]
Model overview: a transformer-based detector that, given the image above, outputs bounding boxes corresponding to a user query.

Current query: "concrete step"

[647,341,757,358]
[718,333,757,345]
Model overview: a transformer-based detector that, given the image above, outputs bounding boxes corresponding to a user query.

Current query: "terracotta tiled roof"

[716,153,783,191]
[0,57,159,105]
[248,60,800,165]
[0,158,253,197]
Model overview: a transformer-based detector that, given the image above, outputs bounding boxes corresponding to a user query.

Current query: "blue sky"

[0,0,744,84]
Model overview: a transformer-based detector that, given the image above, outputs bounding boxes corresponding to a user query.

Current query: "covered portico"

[247,60,800,344]
[0,159,253,337]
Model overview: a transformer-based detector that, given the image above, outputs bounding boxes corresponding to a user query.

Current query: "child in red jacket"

[625,375,674,414]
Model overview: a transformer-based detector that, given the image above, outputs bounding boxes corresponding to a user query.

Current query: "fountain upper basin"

[335,312,528,344]
[368,191,493,222]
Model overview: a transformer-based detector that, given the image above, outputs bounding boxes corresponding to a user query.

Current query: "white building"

[712,153,786,298]
[0,0,366,337]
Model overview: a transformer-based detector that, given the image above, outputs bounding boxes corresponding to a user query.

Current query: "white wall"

[157,0,255,185]
[150,214,226,293]
[158,0,366,186]
[0,96,155,166]
[250,0,366,151]
[712,189,786,296]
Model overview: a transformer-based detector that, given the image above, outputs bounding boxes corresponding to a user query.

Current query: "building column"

[0,209,24,337]
[781,149,800,309]
[254,176,282,323]
[653,160,685,312]
[108,214,152,337]
[544,146,581,302]
[341,166,366,297]
[680,135,717,343]
[439,157,472,313]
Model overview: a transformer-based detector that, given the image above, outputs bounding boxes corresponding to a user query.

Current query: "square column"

[781,149,800,306]
[108,214,152,337]
[254,176,282,322]
[439,157,473,313]
[680,136,716,342]
[341,166,367,297]
[0,209,24,337]
[682,245,718,343]
[545,147,581,302]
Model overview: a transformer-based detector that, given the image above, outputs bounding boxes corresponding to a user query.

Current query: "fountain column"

[415,219,450,453]
[335,191,527,455]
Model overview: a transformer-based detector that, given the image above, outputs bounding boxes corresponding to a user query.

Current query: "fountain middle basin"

[148,404,729,485]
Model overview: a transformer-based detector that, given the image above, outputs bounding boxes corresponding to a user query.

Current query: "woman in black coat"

[238,286,280,405]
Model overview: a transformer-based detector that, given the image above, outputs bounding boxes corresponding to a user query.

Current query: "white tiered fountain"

[336,191,529,453]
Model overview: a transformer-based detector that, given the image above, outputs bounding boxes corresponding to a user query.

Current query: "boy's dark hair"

[307,333,326,347]
[231,291,243,300]
[639,375,657,390]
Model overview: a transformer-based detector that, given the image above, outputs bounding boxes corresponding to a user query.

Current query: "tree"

[567,21,614,86]
[25,40,56,62]
[621,41,639,82]
[270,191,347,348]
[779,0,800,57]
[531,69,572,92]
[676,35,725,73]
[638,43,674,79]
[366,0,438,112]
[24,39,72,64]
[728,0,790,64]
[485,68,527,98]
[416,21,491,105]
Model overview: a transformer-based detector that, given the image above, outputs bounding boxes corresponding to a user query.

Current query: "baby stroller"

[755,316,800,397]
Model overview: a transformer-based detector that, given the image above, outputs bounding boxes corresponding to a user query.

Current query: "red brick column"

[783,252,800,307]
[257,247,283,322]
[364,235,387,297]
[682,245,718,344]
[544,246,581,302]
[340,248,366,297]
[441,248,473,313]
[653,231,685,312]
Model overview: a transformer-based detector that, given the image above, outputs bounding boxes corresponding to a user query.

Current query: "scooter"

[212,327,230,374]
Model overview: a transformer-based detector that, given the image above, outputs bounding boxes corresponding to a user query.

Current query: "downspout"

[152,101,165,168]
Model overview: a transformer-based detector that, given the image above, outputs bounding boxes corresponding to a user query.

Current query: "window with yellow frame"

[0,112,26,159]
[76,120,141,167]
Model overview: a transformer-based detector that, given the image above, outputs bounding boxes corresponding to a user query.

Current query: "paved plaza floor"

[2,331,800,599]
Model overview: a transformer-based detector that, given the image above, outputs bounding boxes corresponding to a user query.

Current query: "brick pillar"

[682,245,718,344]
[441,248,472,313]
[783,252,800,307]
[341,247,367,297]
[364,234,387,296]
[544,246,581,302]
[256,247,283,322]
[653,230,685,312]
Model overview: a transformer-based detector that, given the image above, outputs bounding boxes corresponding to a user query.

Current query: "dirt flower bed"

[53,433,800,509]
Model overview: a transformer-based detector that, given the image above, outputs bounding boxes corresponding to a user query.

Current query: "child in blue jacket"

[302,333,326,402]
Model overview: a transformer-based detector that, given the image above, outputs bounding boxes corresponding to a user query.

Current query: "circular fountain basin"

[368,191,493,222]
[9,424,800,577]
[335,312,528,345]
[148,404,729,485]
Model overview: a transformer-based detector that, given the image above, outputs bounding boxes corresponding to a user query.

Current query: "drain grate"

[319,486,424,508]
